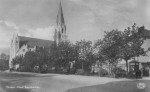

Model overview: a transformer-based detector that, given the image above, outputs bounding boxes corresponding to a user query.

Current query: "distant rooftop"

[142,29,150,39]
[138,26,150,39]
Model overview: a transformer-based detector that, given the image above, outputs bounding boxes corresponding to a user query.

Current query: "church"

[9,2,68,69]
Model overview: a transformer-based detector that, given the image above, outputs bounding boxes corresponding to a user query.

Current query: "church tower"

[54,1,68,45]
[9,33,19,69]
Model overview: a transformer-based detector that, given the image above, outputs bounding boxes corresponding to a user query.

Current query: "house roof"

[130,60,139,63]
[18,36,54,48]
[142,29,150,39]
[138,26,150,39]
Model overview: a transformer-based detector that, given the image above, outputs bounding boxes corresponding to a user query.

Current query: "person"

[136,69,142,79]
[138,69,142,78]
[135,70,138,79]
[9,68,12,72]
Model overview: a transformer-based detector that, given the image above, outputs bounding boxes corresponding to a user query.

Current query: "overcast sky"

[0,0,150,54]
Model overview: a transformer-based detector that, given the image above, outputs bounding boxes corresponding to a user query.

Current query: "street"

[0,72,150,92]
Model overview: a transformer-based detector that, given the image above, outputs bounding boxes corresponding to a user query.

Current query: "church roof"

[18,36,54,48]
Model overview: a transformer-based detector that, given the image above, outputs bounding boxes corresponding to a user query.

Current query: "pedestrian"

[138,70,141,78]
[135,70,138,79]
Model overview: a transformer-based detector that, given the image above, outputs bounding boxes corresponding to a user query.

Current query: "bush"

[69,68,76,74]
[75,69,84,75]
[127,71,135,78]
[99,68,108,77]
[112,67,126,78]
[143,68,149,76]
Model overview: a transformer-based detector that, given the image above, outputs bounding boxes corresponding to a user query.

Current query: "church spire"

[56,1,65,26]
[54,1,67,45]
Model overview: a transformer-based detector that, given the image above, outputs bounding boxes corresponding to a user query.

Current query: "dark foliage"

[112,67,126,78]
[0,59,9,71]
[99,68,109,77]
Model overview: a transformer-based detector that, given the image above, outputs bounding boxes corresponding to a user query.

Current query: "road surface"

[0,72,149,92]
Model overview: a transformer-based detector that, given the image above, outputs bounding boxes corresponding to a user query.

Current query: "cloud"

[0,31,10,48]
[0,20,19,31]
[0,19,55,54]
[0,20,19,49]
[69,0,82,3]
[0,20,19,30]
[25,26,55,41]
[146,0,150,22]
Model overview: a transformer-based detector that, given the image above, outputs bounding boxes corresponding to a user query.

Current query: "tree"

[94,39,107,65]
[0,53,9,60]
[12,47,50,73]
[0,59,9,71]
[50,41,78,73]
[94,39,107,75]
[95,24,148,74]
[75,40,93,71]
[23,51,38,72]
[0,53,9,71]
[12,55,24,71]
[35,47,50,73]
[96,29,123,74]
[120,24,147,72]
[48,43,60,70]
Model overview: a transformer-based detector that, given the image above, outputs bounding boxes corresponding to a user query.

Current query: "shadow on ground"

[66,79,150,92]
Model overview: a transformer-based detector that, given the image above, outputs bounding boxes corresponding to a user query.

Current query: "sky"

[0,0,150,54]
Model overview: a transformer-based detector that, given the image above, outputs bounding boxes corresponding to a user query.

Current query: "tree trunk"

[108,62,110,74]
[99,62,102,76]
[125,60,128,73]
[82,61,84,70]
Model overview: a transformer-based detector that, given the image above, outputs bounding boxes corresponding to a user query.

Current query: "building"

[9,2,68,69]
[138,26,150,63]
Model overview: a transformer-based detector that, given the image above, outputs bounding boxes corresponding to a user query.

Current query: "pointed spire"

[56,0,65,26]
